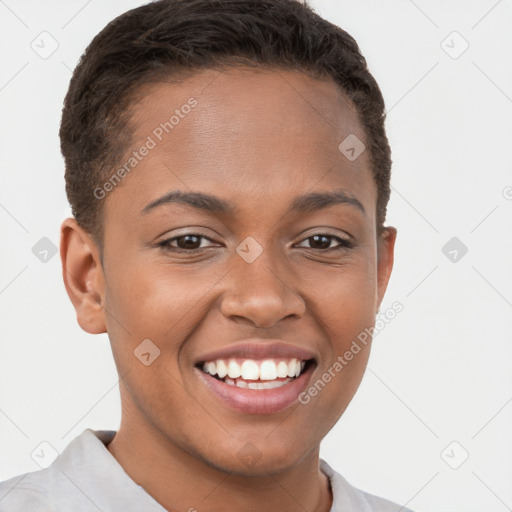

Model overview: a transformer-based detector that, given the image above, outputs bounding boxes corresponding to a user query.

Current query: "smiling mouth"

[196,357,313,390]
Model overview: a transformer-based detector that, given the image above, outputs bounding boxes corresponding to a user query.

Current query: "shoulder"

[320,459,415,512]
[0,471,55,511]
[0,429,117,512]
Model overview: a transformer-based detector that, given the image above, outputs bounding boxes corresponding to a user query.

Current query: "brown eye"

[308,235,331,250]
[174,234,202,250]
[157,233,218,252]
[296,234,354,251]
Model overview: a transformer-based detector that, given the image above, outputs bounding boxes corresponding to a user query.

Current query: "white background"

[0,1,511,511]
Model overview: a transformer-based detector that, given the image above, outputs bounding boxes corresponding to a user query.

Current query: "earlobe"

[60,218,107,335]
[375,226,397,313]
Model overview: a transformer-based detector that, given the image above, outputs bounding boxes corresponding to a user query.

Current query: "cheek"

[102,259,224,369]
[102,264,207,424]
[302,252,377,405]
[306,249,378,329]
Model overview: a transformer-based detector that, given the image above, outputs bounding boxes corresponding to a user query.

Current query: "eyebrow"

[140,188,365,216]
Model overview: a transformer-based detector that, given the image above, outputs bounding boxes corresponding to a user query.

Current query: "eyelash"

[157,232,355,253]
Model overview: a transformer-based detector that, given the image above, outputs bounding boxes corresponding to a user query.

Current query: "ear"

[60,218,107,334]
[375,226,397,312]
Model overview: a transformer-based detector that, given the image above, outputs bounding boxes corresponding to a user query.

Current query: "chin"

[194,436,314,477]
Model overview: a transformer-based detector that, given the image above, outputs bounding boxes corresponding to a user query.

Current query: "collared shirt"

[0,429,412,511]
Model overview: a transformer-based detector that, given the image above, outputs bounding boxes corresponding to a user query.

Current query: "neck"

[107,414,332,512]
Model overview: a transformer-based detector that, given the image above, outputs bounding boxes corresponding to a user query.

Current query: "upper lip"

[194,339,317,364]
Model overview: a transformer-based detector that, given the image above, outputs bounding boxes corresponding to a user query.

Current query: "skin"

[60,67,396,512]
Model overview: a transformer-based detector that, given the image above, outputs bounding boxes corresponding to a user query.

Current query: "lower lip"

[196,363,315,414]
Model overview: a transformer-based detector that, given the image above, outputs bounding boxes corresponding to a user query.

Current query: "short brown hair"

[60,0,391,247]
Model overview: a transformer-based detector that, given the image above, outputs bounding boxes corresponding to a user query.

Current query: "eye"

[295,233,354,251]
[157,233,219,252]
[157,231,355,253]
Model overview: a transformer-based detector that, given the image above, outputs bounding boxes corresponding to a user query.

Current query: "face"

[63,67,395,476]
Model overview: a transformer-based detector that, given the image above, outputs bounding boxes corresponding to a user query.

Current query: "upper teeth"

[202,358,306,380]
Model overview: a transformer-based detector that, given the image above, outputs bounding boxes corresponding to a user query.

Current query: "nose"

[219,247,306,329]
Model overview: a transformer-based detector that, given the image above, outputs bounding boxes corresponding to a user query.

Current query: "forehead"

[104,66,376,225]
